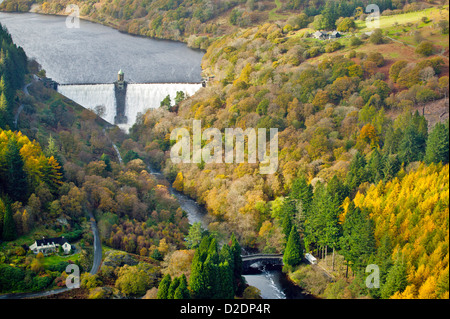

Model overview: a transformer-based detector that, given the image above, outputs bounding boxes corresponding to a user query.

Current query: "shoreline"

[0,9,207,53]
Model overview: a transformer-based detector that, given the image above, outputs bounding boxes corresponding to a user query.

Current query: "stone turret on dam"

[114,69,128,125]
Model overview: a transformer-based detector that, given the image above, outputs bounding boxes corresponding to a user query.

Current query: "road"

[89,210,102,275]
[13,82,32,129]
[0,211,102,299]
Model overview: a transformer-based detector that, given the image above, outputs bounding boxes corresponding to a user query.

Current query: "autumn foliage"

[353,163,449,299]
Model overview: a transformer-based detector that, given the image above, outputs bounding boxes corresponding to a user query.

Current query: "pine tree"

[189,248,208,298]
[281,208,293,242]
[207,237,219,264]
[398,111,428,164]
[399,124,425,164]
[157,274,172,299]
[382,154,400,182]
[0,91,9,128]
[174,274,190,299]
[186,222,204,249]
[346,152,368,191]
[320,0,338,30]
[4,138,28,202]
[283,225,303,267]
[290,176,313,212]
[339,202,376,274]
[217,261,234,299]
[367,148,384,183]
[203,255,218,298]
[380,259,408,299]
[0,198,5,240]
[230,233,242,284]
[327,174,348,204]
[167,276,180,299]
[2,201,16,241]
[424,121,449,164]
[369,234,393,298]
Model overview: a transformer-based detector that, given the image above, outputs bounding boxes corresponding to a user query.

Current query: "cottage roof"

[35,237,69,246]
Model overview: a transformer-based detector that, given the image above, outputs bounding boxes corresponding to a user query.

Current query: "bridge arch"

[241,254,283,272]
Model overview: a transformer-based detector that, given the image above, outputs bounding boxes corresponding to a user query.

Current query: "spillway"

[123,83,203,130]
[57,82,203,131]
[57,84,117,124]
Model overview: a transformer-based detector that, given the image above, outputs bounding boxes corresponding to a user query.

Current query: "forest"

[125,1,449,299]
[0,21,192,295]
[0,0,449,300]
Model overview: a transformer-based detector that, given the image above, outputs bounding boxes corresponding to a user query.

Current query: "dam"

[57,70,203,131]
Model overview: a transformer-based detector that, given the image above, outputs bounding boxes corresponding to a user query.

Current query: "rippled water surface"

[0,12,204,84]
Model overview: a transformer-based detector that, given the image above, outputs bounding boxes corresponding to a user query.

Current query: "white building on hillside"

[29,237,71,255]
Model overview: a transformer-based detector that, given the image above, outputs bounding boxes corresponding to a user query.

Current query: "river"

[147,166,311,299]
[171,186,312,299]
[1,11,309,300]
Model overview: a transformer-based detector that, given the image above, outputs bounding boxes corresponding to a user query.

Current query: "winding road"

[0,211,102,299]
[89,211,102,275]
[13,82,32,129]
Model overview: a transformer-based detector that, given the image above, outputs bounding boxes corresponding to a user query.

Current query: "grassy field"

[355,6,449,50]
[269,0,288,21]
[41,251,80,268]
[356,6,449,31]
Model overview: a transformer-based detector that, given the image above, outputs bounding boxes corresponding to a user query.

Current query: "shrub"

[325,41,342,53]
[367,52,385,67]
[350,36,363,47]
[336,17,356,32]
[306,46,322,58]
[389,60,408,82]
[438,20,449,34]
[369,29,384,44]
[115,263,159,296]
[415,41,434,56]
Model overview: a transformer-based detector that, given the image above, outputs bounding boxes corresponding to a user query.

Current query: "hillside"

[125,2,449,299]
[0,0,449,301]
[0,25,190,296]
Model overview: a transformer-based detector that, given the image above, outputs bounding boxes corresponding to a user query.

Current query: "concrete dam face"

[57,74,203,131]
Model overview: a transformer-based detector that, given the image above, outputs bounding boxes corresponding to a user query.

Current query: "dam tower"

[114,69,128,124]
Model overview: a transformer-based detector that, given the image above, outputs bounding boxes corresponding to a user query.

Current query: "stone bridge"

[241,254,283,271]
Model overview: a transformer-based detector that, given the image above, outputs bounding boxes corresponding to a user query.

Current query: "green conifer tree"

[167,276,180,299]
[380,259,407,299]
[289,176,313,212]
[4,138,28,202]
[218,261,234,299]
[283,225,303,267]
[157,274,172,299]
[424,121,449,164]
[2,201,16,241]
[174,274,190,299]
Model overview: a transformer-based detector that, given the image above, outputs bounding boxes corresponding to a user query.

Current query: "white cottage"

[29,237,71,255]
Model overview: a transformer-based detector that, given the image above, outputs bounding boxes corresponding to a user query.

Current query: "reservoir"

[0,12,204,129]
[0,12,204,84]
